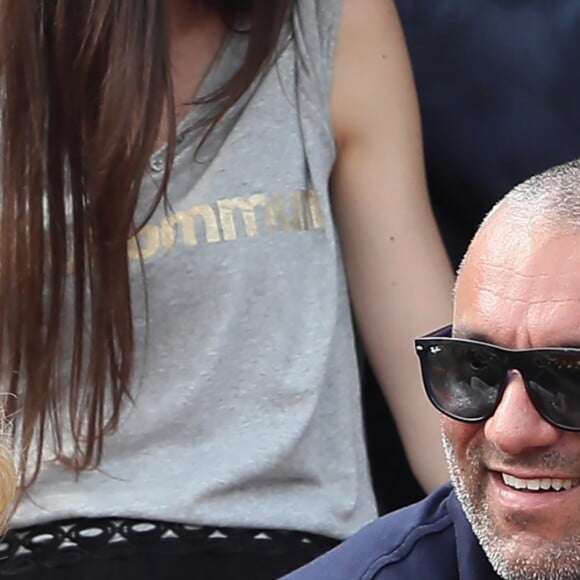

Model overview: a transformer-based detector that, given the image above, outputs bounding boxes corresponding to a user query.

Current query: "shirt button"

[149,158,164,172]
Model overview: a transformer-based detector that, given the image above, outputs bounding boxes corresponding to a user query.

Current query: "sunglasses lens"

[421,342,504,421]
[527,354,580,430]
[418,331,580,430]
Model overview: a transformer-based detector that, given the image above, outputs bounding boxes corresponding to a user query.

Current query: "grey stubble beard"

[441,431,580,580]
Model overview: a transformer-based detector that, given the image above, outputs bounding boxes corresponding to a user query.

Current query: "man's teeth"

[502,473,577,491]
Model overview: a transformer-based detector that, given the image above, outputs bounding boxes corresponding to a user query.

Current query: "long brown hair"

[0,0,294,491]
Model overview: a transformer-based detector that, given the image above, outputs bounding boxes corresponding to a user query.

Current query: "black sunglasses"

[415,325,580,431]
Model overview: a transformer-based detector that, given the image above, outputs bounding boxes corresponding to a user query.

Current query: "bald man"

[285,160,580,580]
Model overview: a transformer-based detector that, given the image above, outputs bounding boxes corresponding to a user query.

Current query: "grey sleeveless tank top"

[12,0,377,539]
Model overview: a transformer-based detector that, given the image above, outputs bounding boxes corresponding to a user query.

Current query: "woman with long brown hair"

[0,0,453,578]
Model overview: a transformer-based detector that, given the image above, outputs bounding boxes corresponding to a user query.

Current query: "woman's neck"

[157,0,227,147]
[169,2,226,99]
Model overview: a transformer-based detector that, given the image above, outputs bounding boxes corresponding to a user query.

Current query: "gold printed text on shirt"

[127,189,325,260]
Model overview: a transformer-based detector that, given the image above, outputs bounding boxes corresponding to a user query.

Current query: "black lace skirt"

[0,518,340,579]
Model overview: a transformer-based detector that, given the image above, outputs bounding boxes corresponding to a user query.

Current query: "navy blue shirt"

[396,0,580,268]
[284,484,500,579]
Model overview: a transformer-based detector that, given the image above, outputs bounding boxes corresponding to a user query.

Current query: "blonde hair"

[0,442,15,530]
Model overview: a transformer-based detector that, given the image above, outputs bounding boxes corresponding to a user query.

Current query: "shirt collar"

[448,491,502,580]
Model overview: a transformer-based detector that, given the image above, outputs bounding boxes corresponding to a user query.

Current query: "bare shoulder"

[338,0,401,34]
[331,0,417,149]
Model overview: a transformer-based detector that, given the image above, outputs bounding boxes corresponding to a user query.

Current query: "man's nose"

[483,371,561,454]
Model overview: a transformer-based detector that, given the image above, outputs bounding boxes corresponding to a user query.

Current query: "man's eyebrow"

[452,327,497,345]
[551,342,580,350]
[453,326,580,350]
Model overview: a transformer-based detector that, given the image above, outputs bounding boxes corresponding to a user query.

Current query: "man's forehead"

[463,212,580,282]
[454,211,580,347]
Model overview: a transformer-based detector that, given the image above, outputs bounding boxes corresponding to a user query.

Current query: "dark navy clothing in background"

[399,0,580,267]
[284,484,500,579]
[364,1,580,516]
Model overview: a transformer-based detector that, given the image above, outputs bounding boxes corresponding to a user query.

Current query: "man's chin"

[452,480,580,579]
[472,517,580,580]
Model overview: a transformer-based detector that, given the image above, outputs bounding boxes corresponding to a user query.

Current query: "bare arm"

[330,0,453,491]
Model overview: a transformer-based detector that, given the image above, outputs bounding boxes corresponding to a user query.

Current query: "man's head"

[424,160,580,579]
